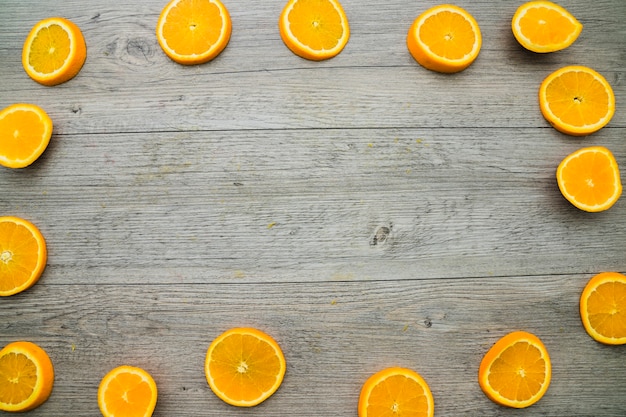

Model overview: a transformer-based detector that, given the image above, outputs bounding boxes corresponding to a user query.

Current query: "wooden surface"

[1,0,625,415]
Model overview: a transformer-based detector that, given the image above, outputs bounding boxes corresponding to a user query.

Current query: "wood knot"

[370,224,392,246]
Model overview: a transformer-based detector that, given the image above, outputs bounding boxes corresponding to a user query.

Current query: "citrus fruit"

[512,1,582,53]
[205,327,286,407]
[0,103,53,169]
[0,216,47,296]
[98,365,158,417]
[22,17,87,86]
[539,65,615,136]
[0,341,54,412]
[407,4,482,73]
[156,0,232,65]
[279,0,350,61]
[580,272,626,345]
[358,367,434,417]
[556,146,622,212]
[479,331,551,408]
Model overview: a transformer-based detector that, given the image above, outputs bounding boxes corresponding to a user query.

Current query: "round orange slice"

[0,103,53,169]
[156,0,232,65]
[0,341,54,412]
[205,327,286,407]
[358,367,434,417]
[22,17,87,86]
[539,65,615,136]
[0,216,47,296]
[580,272,626,345]
[98,365,158,417]
[407,4,482,73]
[279,0,350,61]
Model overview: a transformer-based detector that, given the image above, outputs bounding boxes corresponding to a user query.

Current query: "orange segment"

[358,367,434,417]
[407,4,482,73]
[0,341,54,412]
[98,365,158,417]
[0,104,53,169]
[0,216,47,296]
[279,0,350,61]
[539,65,615,136]
[556,146,622,212]
[512,1,582,53]
[580,272,626,345]
[22,17,87,86]
[205,327,286,407]
[156,0,232,65]
[479,331,551,408]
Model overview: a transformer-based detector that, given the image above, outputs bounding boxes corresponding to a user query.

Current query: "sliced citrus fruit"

[0,103,53,169]
[539,65,615,136]
[0,216,47,296]
[407,4,482,73]
[580,272,626,345]
[556,146,622,212]
[512,1,582,53]
[98,365,158,417]
[479,331,551,408]
[358,367,434,417]
[156,0,232,65]
[22,17,87,86]
[279,0,350,61]
[205,327,286,407]
[0,341,54,412]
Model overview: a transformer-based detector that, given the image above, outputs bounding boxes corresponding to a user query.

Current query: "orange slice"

[556,146,622,212]
[279,0,350,61]
[512,1,582,53]
[22,17,87,86]
[0,216,47,296]
[0,341,54,412]
[407,4,482,73]
[205,327,286,407]
[156,0,232,65]
[358,367,434,417]
[98,365,158,417]
[580,272,626,345]
[0,103,53,169]
[539,65,615,136]
[479,331,551,408]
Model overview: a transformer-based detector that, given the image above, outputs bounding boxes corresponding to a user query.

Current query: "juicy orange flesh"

[28,24,71,74]
[208,333,281,402]
[487,341,546,402]
[0,352,37,406]
[365,374,429,416]
[287,0,344,51]
[586,281,626,339]
[0,221,40,293]
[519,7,577,45]
[0,110,47,161]
[419,11,476,60]
[560,151,616,207]
[104,372,154,417]
[545,71,610,127]
[162,0,224,55]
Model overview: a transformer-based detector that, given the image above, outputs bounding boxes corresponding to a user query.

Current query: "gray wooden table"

[1,0,625,415]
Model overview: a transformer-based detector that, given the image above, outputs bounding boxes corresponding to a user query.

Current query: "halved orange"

[98,365,158,417]
[22,17,87,86]
[580,272,626,345]
[358,367,434,417]
[279,0,350,61]
[539,65,615,136]
[205,327,286,407]
[512,1,582,53]
[0,216,47,296]
[407,4,482,73]
[0,341,54,412]
[479,331,551,408]
[0,103,53,169]
[556,146,622,212]
[156,0,232,65]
